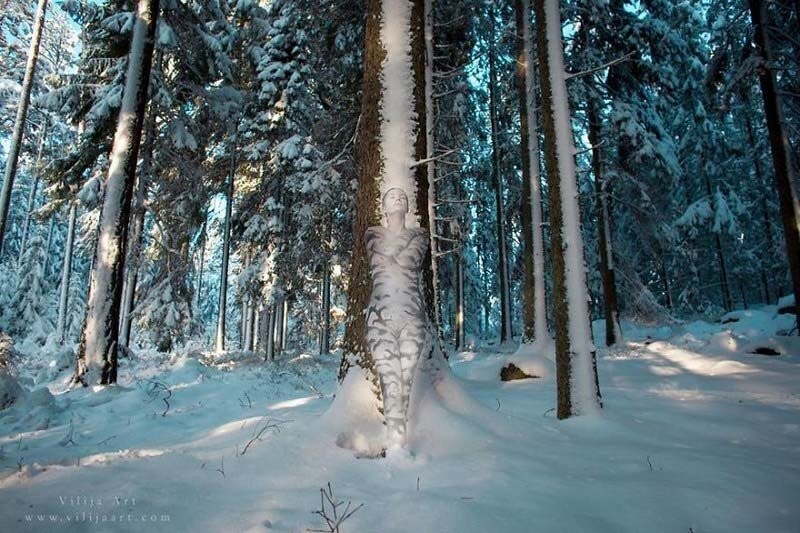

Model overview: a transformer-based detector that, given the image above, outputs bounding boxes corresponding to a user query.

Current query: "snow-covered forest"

[0,0,799,531]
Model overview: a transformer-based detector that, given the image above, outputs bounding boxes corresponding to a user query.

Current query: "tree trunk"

[588,103,621,346]
[455,231,465,350]
[214,131,237,352]
[265,304,276,361]
[17,119,49,266]
[659,250,673,311]
[320,259,331,355]
[0,0,48,256]
[57,202,77,343]
[489,9,513,344]
[421,0,444,345]
[282,298,289,351]
[119,107,155,349]
[743,109,775,303]
[516,0,547,343]
[196,210,208,309]
[75,0,159,385]
[535,0,600,418]
[749,0,800,333]
[704,176,733,312]
[273,295,284,355]
[339,0,384,383]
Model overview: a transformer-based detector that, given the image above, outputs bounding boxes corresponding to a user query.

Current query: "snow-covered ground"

[0,307,799,532]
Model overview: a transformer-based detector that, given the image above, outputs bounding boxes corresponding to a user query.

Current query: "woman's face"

[383,188,409,215]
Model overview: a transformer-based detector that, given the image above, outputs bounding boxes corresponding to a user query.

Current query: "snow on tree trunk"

[488,9,513,345]
[0,0,48,256]
[74,0,159,386]
[535,0,601,418]
[455,224,465,350]
[516,0,547,344]
[320,259,331,355]
[588,103,621,346]
[340,0,430,384]
[214,133,236,352]
[749,0,800,334]
[274,296,285,355]
[57,202,77,344]
[119,107,154,349]
[17,119,49,266]
[422,0,443,342]
[265,304,276,361]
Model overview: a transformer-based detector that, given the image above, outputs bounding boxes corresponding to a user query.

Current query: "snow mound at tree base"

[450,339,555,382]
[323,368,386,458]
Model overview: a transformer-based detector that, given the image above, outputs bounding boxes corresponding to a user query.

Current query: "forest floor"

[0,307,798,532]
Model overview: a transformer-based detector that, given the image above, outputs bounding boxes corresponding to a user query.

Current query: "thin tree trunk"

[42,215,55,278]
[75,0,159,385]
[214,130,237,352]
[196,207,208,309]
[320,260,331,355]
[17,119,49,266]
[516,0,547,343]
[0,0,48,255]
[274,296,285,354]
[489,9,513,344]
[120,107,155,348]
[421,0,443,343]
[265,304,276,361]
[750,0,800,332]
[659,251,673,311]
[743,110,775,303]
[281,298,289,351]
[704,176,733,312]
[57,202,77,343]
[588,103,621,346]
[536,0,600,418]
[455,244,465,349]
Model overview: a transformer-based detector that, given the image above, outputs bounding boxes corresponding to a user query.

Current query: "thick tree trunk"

[750,0,800,333]
[214,132,236,352]
[339,0,384,383]
[489,10,513,344]
[516,0,547,343]
[75,0,159,385]
[536,0,600,418]
[0,0,48,256]
[56,202,77,343]
[588,103,621,346]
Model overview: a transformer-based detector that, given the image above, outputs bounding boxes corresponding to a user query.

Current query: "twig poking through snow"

[144,380,172,416]
[308,482,364,533]
[238,417,289,456]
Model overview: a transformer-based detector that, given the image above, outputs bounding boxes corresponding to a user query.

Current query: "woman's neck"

[386,212,405,234]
